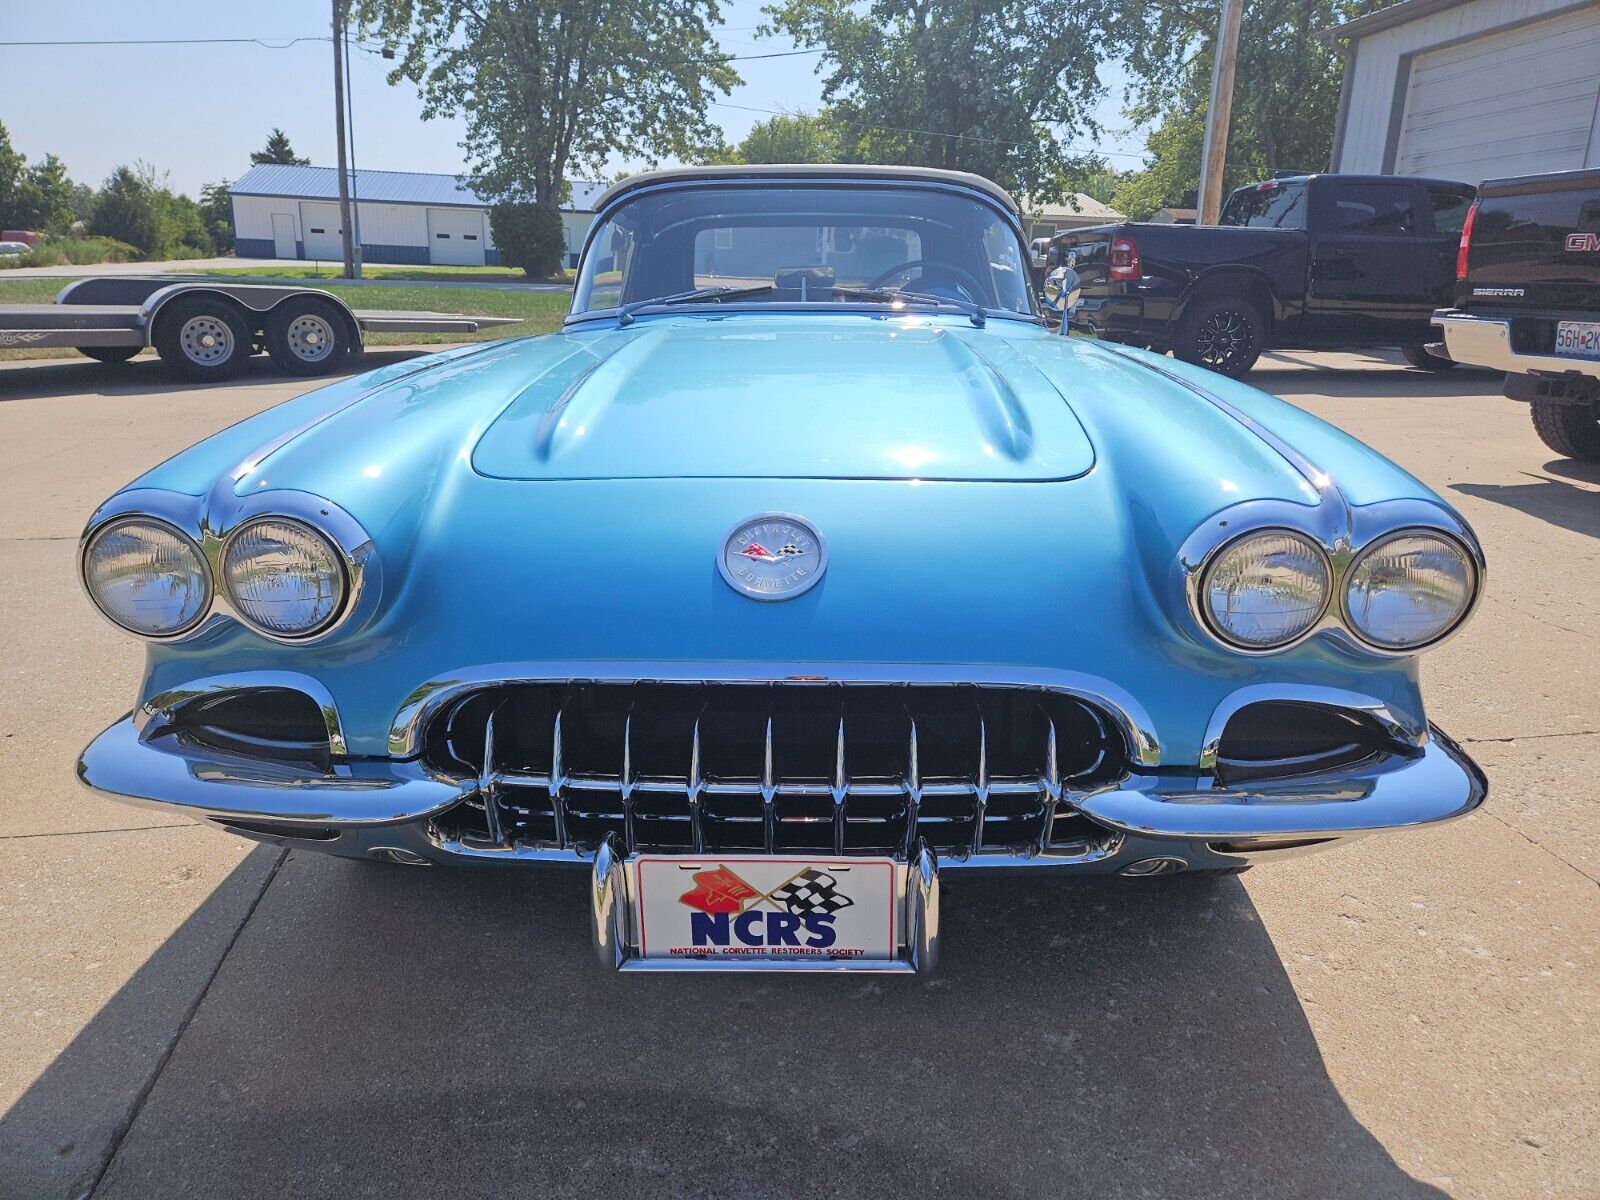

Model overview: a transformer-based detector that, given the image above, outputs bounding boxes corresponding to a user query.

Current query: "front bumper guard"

[78,715,1486,854]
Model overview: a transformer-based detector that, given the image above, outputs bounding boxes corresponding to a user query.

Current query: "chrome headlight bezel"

[80,516,214,639]
[1193,526,1334,653]
[78,489,375,645]
[1339,527,1480,652]
[220,516,351,640]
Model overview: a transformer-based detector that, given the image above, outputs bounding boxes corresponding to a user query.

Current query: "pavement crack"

[0,822,198,841]
[1461,729,1600,744]
[82,845,288,1200]
[1480,809,1599,888]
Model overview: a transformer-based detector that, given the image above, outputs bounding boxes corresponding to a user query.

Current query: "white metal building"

[228,165,605,268]
[1328,0,1600,183]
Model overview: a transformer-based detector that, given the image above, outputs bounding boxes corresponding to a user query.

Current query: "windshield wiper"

[616,285,777,325]
[830,285,986,327]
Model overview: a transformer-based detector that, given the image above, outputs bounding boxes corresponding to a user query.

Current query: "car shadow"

[0,349,434,403]
[5,851,1448,1199]
[1452,469,1600,540]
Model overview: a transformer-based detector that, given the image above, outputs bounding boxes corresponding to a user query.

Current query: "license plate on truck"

[1554,321,1600,360]
[589,842,941,973]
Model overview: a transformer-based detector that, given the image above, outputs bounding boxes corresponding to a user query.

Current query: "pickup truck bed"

[0,277,523,379]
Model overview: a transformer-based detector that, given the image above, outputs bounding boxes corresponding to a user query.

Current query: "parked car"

[1052,173,1477,376]
[0,240,31,258]
[75,164,1486,974]
[1433,167,1600,461]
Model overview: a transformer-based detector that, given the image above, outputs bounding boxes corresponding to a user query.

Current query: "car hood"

[469,318,1096,481]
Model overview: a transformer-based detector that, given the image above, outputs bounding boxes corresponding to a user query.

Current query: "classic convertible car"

[78,165,1486,973]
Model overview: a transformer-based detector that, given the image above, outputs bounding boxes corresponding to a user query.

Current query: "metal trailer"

[0,277,524,380]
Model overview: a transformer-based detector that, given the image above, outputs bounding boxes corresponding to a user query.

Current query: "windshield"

[1219,183,1307,229]
[571,183,1035,319]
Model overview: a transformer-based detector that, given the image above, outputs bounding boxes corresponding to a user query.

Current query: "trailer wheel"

[266,298,351,376]
[77,345,140,365]
[153,297,250,381]
[1531,396,1600,462]
[1401,344,1457,371]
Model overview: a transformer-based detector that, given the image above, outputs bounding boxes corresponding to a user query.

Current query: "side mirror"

[1043,266,1081,332]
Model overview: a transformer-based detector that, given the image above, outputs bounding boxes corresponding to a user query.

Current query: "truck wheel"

[1401,344,1457,371]
[1174,295,1265,378]
[265,298,352,377]
[1531,397,1600,462]
[77,345,140,365]
[153,297,251,381]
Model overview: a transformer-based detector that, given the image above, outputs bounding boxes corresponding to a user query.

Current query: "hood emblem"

[719,514,827,601]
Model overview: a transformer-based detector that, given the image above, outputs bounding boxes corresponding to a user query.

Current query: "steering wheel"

[867,259,987,304]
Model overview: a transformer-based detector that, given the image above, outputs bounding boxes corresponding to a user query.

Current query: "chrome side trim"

[136,669,349,759]
[385,661,1163,768]
[1198,683,1427,772]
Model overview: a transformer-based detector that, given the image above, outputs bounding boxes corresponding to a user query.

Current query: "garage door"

[299,201,345,261]
[1393,9,1600,183]
[426,207,486,266]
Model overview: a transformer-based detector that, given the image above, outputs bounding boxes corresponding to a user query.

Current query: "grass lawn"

[202,264,573,285]
[0,276,569,361]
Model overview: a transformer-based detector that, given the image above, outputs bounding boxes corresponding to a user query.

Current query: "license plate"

[1554,320,1600,360]
[632,855,901,967]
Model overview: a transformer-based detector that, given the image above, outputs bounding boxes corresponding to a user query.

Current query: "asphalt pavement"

[0,346,1595,1199]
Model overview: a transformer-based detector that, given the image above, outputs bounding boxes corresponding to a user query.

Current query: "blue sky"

[0,0,1148,198]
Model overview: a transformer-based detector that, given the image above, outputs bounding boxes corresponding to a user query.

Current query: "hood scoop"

[471,319,1095,482]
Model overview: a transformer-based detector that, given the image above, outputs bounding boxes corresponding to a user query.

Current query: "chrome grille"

[424,683,1127,859]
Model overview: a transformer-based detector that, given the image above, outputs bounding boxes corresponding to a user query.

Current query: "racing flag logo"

[677,864,853,951]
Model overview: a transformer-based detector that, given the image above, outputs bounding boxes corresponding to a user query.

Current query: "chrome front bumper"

[78,714,1486,869]
[1434,309,1600,379]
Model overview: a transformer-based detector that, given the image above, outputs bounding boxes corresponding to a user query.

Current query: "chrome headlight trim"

[1193,526,1334,653]
[80,515,214,640]
[1339,527,1481,653]
[78,488,376,645]
[220,516,350,640]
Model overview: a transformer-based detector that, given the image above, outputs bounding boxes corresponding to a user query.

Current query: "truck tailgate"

[1465,168,1600,312]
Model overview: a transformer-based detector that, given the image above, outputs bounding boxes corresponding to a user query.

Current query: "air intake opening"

[170,688,332,770]
[1214,701,1399,786]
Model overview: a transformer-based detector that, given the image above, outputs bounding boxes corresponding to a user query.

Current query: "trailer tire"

[266,298,352,376]
[1173,293,1265,378]
[1401,343,1457,371]
[1531,396,1600,462]
[153,297,251,381]
[77,345,140,365]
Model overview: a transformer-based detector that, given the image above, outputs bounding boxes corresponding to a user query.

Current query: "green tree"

[0,121,28,228]
[490,200,566,277]
[17,154,78,235]
[718,111,844,164]
[764,0,1125,202]
[89,166,162,252]
[251,128,310,166]
[358,0,739,207]
[199,181,235,253]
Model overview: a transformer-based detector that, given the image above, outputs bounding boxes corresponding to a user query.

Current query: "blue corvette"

[78,166,1486,973]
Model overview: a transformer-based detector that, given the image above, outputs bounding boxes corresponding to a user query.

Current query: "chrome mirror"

[1043,266,1081,333]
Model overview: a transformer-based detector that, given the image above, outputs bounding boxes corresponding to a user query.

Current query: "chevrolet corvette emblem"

[719,514,828,601]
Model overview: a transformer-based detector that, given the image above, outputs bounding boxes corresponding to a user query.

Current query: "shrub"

[0,235,143,269]
[489,201,566,278]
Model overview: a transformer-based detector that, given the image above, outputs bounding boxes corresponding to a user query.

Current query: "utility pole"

[332,0,357,278]
[1196,0,1245,226]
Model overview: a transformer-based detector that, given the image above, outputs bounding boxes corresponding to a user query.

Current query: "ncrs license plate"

[590,840,939,973]
[1554,320,1600,361]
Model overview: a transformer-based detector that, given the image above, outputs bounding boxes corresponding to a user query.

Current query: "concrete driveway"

[0,348,1595,1199]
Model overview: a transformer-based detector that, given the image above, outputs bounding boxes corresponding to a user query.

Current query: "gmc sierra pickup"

[1433,168,1600,462]
[1051,173,1476,377]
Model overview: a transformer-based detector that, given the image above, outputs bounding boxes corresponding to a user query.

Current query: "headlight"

[222,518,347,637]
[1200,530,1331,650]
[1344,531,1476,650]
[83,518,212,637]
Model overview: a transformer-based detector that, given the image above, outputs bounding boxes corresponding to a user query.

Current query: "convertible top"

[594,164,1022,217]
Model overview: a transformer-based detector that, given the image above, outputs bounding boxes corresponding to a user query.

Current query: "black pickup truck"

[1052,173,1476,377]
[1433,168,1600,461]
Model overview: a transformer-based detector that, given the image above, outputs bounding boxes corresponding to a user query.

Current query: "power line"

[0,36,328,47]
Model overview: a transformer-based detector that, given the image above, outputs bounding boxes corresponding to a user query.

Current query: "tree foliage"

[712,111,845,164]
[0,123,78,234]
[89,164,213,258]
[199,181,235,253]
[490,201,567,277]
[1112,0,1386,218]
[763,0,1124,202]
[251,128,310,166]
[358,0,739,206]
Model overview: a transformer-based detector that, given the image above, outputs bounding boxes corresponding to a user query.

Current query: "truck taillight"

[1110,236,1140,282]
[1456,200,1479,281]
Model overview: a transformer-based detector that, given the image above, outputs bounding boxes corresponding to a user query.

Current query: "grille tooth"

[425,682,1126,860]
